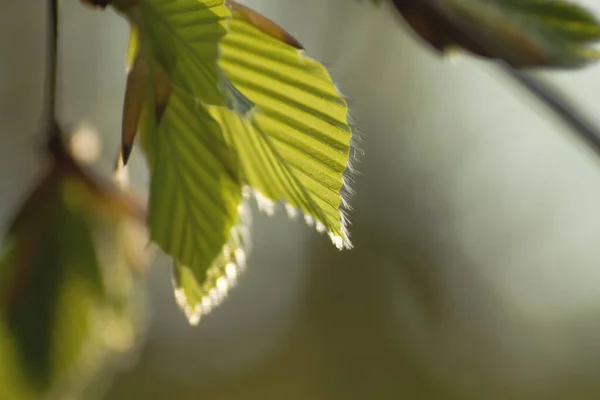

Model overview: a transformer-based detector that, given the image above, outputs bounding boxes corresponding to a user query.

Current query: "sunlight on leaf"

[114,0,234,164]
[131,0,229,102]
[218,9,356,249]
[102,0,356,325]
[110,0,253,325]
[173,199,251,325]
[138,82,246,324]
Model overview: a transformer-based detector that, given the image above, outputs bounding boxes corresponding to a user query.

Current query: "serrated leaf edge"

[172,192,251,325]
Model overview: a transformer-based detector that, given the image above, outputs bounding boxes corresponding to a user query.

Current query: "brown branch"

[45,0,63,153]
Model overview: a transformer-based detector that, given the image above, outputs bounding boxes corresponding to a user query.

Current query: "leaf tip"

[120,143,133,166]
[253,190,276,216]
[173,287,202,326]
[330,233,351,251]
[170,202,252,326]
[285,203,299,219]
[228,1,304,49]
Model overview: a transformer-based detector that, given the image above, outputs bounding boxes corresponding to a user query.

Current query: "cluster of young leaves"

[0,137,146,399]
[2,0,600,397]
[81,0,356,325]
[372,0,600,68]
[3,0,600,397]
[78,0,600,329]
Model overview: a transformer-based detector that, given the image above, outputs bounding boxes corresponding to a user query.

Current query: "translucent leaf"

[218,10,356,248]
[138,82,245,324]
[172,199,251,325]
[124,0,230,104]
[384,0,600,68]
[114,0,238,163]
[108,0,249,324]
[105,0,356,325]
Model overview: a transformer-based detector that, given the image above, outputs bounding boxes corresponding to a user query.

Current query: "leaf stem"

[432,3,600,155]
[424,1,600,158]
[46,0,61,150]
[500,65,600,158]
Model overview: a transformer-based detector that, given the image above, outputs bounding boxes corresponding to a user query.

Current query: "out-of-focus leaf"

[380,0,600,68]
[0,145,146,399]
[218,9,355,249]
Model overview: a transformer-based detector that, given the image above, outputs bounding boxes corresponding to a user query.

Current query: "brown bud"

[80,0,111,9]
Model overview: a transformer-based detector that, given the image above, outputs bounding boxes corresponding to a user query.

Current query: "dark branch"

[442,9,600,158]
[501,65,600,157]
[397,0,600,159]
[46,0,61,149]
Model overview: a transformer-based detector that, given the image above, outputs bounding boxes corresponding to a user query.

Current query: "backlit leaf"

[380,0,600,68]
[105,0,253,324]
[137,80,246,325]
[111,0,234,164]
[125,0,229,103]
[218,9,355,249]
[101,0,355,325]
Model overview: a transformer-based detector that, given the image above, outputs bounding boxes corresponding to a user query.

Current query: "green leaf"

[115,0,246,163]
[138,83,246,325]
[383,0,600,68]
[121,0,230,104]
[0,172,100,392]
[106,0,355,325]
[172,200,250,323]
[110,0,251,325]
[217,10,355,249]
[0,156,143,399]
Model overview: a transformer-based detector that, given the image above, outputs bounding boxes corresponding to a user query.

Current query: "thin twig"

[421,1,600,159]
[46,0,61,148]
[500,64,600,157]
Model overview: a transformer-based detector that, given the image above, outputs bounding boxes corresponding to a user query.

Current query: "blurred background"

[3,0,600,399]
